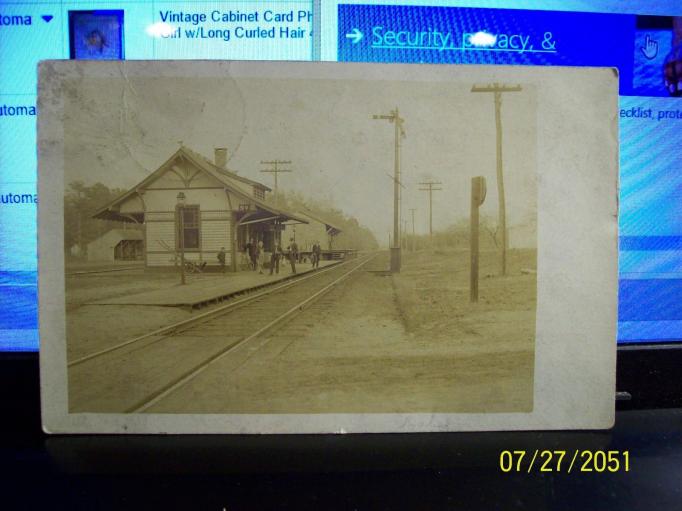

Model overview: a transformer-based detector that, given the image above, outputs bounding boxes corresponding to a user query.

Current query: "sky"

[64,68,537,247]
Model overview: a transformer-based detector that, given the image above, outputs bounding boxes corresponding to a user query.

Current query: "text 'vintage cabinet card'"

[38,61,618,433]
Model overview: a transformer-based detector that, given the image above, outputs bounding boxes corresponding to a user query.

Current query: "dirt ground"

[393,248,537,364]
[147,248,536,414]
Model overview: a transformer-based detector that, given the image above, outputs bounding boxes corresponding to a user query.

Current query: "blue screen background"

[337,3,682,345]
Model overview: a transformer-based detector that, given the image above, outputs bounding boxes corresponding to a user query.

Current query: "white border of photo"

[38,60,618,433]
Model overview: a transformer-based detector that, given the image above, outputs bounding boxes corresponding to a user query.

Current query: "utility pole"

[373,107,406,273]
[409,208,417,251]
[471,83,522,275]
[260,160,292,202]
[76,189,83,256]
[470,176,487,302]
[418,181,443,244]
[176,192,187,285]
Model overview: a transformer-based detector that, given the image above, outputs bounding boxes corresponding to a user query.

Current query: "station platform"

[89,260,340,309]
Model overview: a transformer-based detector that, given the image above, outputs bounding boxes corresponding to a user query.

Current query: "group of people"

[244,239,268,274]
[243,237,319,276]
[216,238,323,275]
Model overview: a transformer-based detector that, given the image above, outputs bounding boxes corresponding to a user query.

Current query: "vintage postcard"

[38,61,618,433]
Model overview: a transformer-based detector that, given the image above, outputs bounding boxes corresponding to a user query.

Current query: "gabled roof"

[297,209,343,236]
[92,146,306,224]
[180,146,271,191]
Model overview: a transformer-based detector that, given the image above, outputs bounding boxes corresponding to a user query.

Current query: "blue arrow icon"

[345,28,363,44]
[41,15,53,23]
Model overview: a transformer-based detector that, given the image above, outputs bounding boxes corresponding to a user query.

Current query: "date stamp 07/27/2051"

[499,450,631,473]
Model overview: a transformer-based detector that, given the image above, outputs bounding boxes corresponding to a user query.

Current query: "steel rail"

[68,257,363,367]
[68,266,144,276]
[128,253,378,413]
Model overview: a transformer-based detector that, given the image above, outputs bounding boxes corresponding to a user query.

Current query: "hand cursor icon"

[640,34,659,60]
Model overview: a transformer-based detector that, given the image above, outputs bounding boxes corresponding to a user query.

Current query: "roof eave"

[92,209,143,223]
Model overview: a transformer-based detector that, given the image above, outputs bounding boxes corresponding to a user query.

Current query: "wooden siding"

[146,211,174,222]
[143,189,228,212]
[201,211,231,221]
[202,218,231,252]
[145,212,232,267]
[146,220,176,266]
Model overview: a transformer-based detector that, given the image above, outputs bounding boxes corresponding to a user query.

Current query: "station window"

[178,206,200,250]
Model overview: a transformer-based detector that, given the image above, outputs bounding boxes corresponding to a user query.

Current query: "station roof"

[92,146,307,225]
[297,210,343,236]
[86,228,144,248]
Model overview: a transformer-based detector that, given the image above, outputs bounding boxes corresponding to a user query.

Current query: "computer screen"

[1,0,681,350]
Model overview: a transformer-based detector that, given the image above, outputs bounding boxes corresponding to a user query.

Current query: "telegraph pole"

[471,83,522,275]
[76,189,83,256]
[418,181,443,244]
[470,176,487,302]
[373,107,406,273]
[260,160,292,202]
[409,208,417,251]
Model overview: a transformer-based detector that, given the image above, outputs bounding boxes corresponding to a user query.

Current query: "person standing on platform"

[310,242,317,268]
[312,241,321,268]
[257,240,265,274]
[245,238,258,271]
[217,247,226,273]
[244,239,252,269]
[270,242,283,275]
[287,238,298,274]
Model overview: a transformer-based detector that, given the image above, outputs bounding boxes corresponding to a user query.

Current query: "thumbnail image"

[69,10,124,60]
[633,16,682,97]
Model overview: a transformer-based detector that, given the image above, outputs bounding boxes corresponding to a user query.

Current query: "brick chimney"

[214,147,228,169]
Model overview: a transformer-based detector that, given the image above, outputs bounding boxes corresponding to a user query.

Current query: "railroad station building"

[93,146,308,271]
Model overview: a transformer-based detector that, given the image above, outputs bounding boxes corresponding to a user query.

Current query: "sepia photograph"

[39,61,618,433]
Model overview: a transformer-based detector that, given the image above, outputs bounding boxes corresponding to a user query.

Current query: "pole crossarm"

[418,181,443,193]
[260,160,292,167]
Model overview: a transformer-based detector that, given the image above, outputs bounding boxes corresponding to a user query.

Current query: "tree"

[272,190,379,251]
[407,214,500,251]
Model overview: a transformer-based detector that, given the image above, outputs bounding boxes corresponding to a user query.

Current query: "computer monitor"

[2,0,681,407]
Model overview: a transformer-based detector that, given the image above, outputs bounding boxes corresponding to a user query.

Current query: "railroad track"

[68,266,145,276]
[68,252,380,413]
